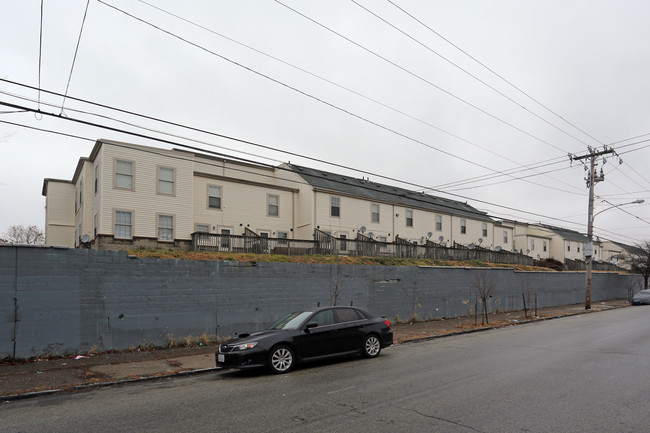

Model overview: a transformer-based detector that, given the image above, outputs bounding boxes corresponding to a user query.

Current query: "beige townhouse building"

[42,139,511,252]
[512,222,605,262]
[281,164,508,250]
[43,139,298,250]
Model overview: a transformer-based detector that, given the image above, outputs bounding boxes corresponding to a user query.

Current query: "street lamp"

[594,199,644,217]
[585,198,644,309]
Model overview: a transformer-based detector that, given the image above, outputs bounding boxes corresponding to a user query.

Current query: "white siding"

[192,174,294,237]
[44,181,75,247]
[98,143,194,240]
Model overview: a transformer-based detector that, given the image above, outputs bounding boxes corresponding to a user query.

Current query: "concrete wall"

[0,245,642,359]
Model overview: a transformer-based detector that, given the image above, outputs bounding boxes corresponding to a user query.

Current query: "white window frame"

[114,210,133,239]
[157,214,174,242]
[268,194,279,217]
[435,215,442,231]
[482,222,487,237]
[460,219,466,234]
[114,159,134,191]
[207,185,222,210]
[94,164,99,195]
[157,166,175,196]
[330,196,340,217]
[531,239,535,251]
[371,203,380,223]
[406,209,413,227]
[503,230,508,244]
[195,224,210,233]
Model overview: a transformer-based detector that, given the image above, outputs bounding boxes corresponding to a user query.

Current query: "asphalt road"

[2,307,649,433]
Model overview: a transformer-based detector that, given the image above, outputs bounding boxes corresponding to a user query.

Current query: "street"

[2,307,649,432]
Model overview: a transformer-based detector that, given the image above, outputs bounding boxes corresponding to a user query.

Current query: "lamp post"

[585,198,644,309]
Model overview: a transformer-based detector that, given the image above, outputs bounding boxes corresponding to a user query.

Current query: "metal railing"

[564,258,622,272]
[191,230,535,266]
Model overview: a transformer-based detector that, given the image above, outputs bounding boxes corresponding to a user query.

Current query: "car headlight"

[233,342,258,351]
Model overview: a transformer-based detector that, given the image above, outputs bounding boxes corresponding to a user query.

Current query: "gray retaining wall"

[0,245,642,359]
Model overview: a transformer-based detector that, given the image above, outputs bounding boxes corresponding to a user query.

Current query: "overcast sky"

[1,0,649,246]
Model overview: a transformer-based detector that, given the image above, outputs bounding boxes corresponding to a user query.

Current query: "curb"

[1,367,221,402]
[397,304,628,345]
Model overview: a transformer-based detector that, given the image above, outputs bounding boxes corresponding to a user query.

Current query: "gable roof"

[287,164,492,222]
[540,224,589,242]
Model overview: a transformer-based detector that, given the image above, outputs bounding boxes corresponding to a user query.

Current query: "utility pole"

[570,146,614,309]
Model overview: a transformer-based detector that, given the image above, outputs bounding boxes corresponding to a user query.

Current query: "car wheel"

[362,334,381,358]
[268,345,295,374]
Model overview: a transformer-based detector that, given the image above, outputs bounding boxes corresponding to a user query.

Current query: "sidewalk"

[0,300,629,400]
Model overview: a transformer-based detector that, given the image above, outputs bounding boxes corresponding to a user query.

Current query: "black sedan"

[216,306,393,373]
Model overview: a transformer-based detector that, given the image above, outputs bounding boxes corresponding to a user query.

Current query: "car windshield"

[268,311,313,330]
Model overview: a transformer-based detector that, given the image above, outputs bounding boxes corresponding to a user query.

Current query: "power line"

[2,78,586,200]
[351,0,593,149]
[132,0,562,190]
[1,99,602,229]
[274,0,570,155]
[386,0,605,148]
[60,0,91,115]
[31,0,581,196]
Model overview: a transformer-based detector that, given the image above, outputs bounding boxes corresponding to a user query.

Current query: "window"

[543,241,547,252]
[94,213,98,238]
[195,224,209,233]
[436,215,442,231]
[79,179,83,206]
[406,209,413,227]
[115,211,132,239]
[379,236,387,242]
[335,308,361,323]
[330,196,340,217]
[567,243,571,252]
[158,167,175,195]
[482,223,488,237]
[311,309,334,326]
[371,204,380,223]
[503,230,508,244]
[578,246,581,253]
[531,239,535,251]
[278,231,288,244]
[460,219,466,234]
[94,165,99,194]
[158,215,174,241]
[208,185,221,209]
[115,159,134,190]
[268,194,279,217]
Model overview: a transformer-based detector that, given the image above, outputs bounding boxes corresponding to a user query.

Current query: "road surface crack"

[411,409,483,432]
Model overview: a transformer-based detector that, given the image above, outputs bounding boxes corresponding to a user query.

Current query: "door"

[297,309,339,359]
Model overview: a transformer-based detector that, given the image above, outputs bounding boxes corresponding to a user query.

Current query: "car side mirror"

[304,322,318,333]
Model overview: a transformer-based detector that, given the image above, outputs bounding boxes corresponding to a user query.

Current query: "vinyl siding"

[99,144,194,240]
[44,181,75,247]
[192,174,294,236]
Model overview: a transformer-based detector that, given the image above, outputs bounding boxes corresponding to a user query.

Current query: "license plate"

[218,354,225,363]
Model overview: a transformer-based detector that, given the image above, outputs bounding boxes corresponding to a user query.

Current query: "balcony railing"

[191,230,536,266]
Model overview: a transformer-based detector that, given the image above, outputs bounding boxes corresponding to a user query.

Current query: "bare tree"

[623,276,640,302]
[619,241,650,289]
[3,225,45,245]
[469,271,499,324]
